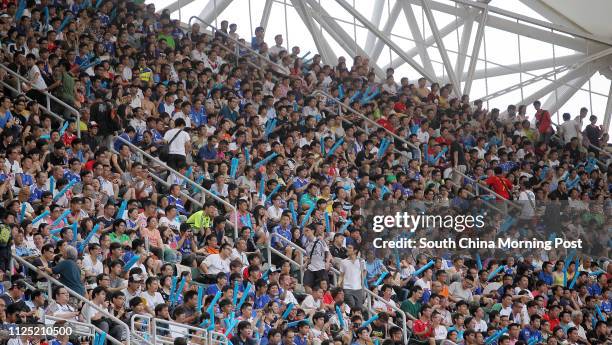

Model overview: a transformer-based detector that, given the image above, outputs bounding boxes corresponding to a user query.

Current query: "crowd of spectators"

[0,1,609,345]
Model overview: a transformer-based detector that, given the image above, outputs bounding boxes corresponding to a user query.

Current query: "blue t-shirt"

[0,111,13,128]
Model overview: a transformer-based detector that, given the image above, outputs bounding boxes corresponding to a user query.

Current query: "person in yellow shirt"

[186,203,218,233]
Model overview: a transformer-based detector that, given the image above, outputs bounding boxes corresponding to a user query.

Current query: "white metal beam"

[421,0,461,95]
[291,0,337,64]
[370,1,403,64]
[604,82,612,136]
[402,0,589,53]
[364,0,385,55]
[516,64,595,109]
[455,18,473,85]
[198,0,234,26]
[463,8,486,94]
[259,0,274,30]
[382,11,478,70]
[461,54,583,81]
[542,72,593,117]
[449,0,612,47]
[162,0,196,15]
[401,2,436,79]
[480,65,570,102]
[518,0,591,35]
[302,0,386,78]
[333,0,438,82]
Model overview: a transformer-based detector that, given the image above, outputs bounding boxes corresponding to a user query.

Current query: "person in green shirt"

[400,286,423,320]
[186,203,218,232]
[109,219,131,245]
[157,24,175,50]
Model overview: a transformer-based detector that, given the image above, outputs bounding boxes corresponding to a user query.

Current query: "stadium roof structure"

[152,0,612,134]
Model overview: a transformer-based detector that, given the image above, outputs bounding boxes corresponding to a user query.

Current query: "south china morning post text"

[370,211,582,250]
[361,200,606,260]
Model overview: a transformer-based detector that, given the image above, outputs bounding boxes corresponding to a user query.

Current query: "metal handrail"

[114,135,239,238]
[187,16,290,78]
[46,315,124,345]
[311,90,423,163]
[452,169,522,211]
[363,288,409,344]
[130,314,228,345]
[266,235,305,284]
[0,62,81,137]
[11,254,137,345]
[446,179,507,215]
[269,232,341,277]
[109,147,204,209]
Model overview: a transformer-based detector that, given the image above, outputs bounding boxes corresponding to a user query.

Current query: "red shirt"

[542,313,559,331]
[485,175,513,200]
[535,109,552,134]
[376,118,395,133]
[413,319,432,339]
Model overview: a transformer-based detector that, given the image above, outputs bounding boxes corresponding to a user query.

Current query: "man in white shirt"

[141,277,165,315]
[190,41,207,63]
[300,285,323,316]
[339,243,365,310]
[268,35,286,60]
[518,181,536,220]
[162,118,191,170]
[82,243,104,277]
[558,112,581,143]
[26,54,47,90]
[200,243,232,275]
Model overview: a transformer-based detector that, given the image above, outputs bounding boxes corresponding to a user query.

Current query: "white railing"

[363,288,409,344]
[311,90,422,163]
[109,147,204,210]
[0,62,82,137]
[11,254,145,345]
[130,314,229,345]
[45,315,124,345]
[114,135,239,238]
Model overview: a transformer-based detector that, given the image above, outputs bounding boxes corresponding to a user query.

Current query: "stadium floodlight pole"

[369,0,402,63]
[290,0,337,64]
[463,8,486,95]
[420,0,461,96]
[401,1,436,79]
[332,0,438,83]
[363,0,385,55]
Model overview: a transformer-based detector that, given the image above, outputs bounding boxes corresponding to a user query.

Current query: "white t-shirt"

[82,254,104,276]
[203,254,230,275]
[28,65,47,90]
[300,294,321,311]
[518,190,536,219]
[163,128,190,156]
[141,290,165,309]
[340,258,364,290]
[372,298,397,314]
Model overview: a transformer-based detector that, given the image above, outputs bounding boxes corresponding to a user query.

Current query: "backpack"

[0,224,11,247]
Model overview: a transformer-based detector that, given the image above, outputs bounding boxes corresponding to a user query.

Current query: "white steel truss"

[162,0,612,132]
